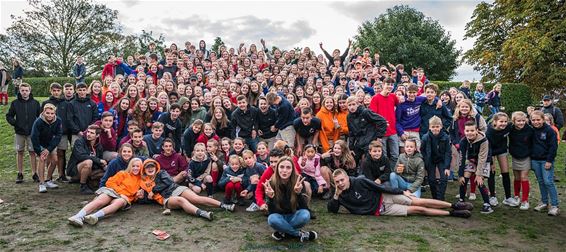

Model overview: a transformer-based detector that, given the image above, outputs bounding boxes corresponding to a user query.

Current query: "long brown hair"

[333,140,356,170]
[269,156,299,212]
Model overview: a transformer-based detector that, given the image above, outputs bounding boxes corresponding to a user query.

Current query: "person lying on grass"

[327,168,472,218]
[140,159,235,220]
[68,158,144,227]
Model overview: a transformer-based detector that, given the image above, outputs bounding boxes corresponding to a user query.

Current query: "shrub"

[9,77,100,97]
[432,81,533,114]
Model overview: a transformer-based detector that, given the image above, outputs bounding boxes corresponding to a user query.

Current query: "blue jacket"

[274,95,295,130]
[531,124,557,162]
[396,96,425,136]
[72,63,86,83]
[419,98,452,136]
[99,156,129,187]
[218,167,245,189]
[420,130,451,171]
[30,115,62,155]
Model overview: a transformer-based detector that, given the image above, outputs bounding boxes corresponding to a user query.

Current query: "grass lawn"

[0,98,565,251]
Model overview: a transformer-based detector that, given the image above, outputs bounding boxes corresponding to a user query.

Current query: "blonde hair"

[228,154,243,167]
[511,111,527,123]
[42,103,57,113]
[125,158,143,173]
[491,112,509,126]
[429,115,442,127]
[453,99,477,121]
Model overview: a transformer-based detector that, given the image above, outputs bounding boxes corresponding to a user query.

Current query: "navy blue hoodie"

[531,123,557,162]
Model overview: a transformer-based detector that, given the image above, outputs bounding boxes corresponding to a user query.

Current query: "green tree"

[211,37,225,55]
[0,0,121,76]
[464,0,566,95]
[353,5,461,80]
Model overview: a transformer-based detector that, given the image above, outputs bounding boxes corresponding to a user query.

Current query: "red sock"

[513,180,521,197]
[211,170,219,186]
[521,180,530,202]
[470,174,477,193]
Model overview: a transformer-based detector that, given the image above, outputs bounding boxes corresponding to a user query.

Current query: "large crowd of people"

[0,38,563,242]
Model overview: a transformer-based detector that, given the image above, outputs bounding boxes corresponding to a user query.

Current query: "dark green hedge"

[11,77,533,113]
[8,77,100,97]
[433,81,533,114]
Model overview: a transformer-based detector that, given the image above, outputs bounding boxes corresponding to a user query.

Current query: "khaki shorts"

[15,134,33,152]
[380,194,413,216]
[399,131,421,147]
[164,186,189,208]
[512,157,531,171]
[95,187,131,210]
[57,135,69,150]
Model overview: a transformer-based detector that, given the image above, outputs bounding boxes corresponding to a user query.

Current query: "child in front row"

[486,112,514,207]
[458,120,493,214]
[530,111,559,216]
[509,111,533,210]
[219,155,245,204]
[187,143,215,197]
[360,140,391,186]
[389,138,425,198]
[421,116,451,200]
[299,145,328,199]
[256,141,270,167]
[207,139,225,191]
[230,137,246,157]
[241,150,266,210]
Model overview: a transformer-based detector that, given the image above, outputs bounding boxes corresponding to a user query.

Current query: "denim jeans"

[267,209,311,237]
[382,134,400,167]
[531,160,559,206]
[245,137,258,153]
[389,172,421,198]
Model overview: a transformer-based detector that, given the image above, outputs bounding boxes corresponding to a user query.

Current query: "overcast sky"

[1,0,485,81]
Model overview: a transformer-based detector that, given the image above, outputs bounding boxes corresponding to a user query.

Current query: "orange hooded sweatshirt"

[316,106,339,152]
[336,109,349,138]
[105,167,142,204]
[140,159,165,205]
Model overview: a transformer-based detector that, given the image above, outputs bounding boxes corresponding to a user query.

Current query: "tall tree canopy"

[354,5,461,80]
[0,0,122,76]
[464,0,566,94]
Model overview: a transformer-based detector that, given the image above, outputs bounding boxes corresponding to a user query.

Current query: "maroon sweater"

[94,121,117,151]
[155,151,188,177]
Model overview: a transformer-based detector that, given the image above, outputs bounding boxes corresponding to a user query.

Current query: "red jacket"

[196,133,220,147]
[101,63,116,81]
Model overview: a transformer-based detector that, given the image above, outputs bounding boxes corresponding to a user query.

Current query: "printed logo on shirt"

[171,161,176,167]
[355,191,362,199]
[379,165,385,171]
[540,133,547,140]
[406,107,420,116]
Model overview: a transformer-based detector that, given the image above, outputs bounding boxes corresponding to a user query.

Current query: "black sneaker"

[79,184,94,195]
[299,230,318,242]
[309,209,317,220]
[450,209,472,218]
[32,173,39,183]
[481,204,494,214]
[452,201,474,211]
[16,173,23,184]
[321,189,332,200]
[271,231,286,241]
[56,176,70,183]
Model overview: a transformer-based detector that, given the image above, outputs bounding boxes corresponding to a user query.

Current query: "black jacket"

[267,185,309,215]
[6,93,41,135]
[68,95,98,134]
[421,130,451,171]
[158,112,183,153]
[509,125,533,159]
[30,115,63,155]
[67,136,104,177]
[152,170,178,199]
[327,176,403,215]
[231,106,259,139]
[42,95,71,134]
[258,108,277,139]
[486,124,512,156]
[542,105,564,130]
[361,154,391,182]
[347,106,387,153]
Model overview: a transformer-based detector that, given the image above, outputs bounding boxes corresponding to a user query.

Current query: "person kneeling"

[328,169,472,218]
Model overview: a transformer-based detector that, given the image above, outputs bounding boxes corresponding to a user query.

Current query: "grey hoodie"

[394,152,425,192]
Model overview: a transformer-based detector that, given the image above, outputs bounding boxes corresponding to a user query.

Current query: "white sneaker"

[489,197,499,207]
[534,203,548,212]
[519,202,529,211]
[39,183,47,193]
[68,215,83,227]
[45,180,59,189]
[548,206,560,216]
[84,214,99,225]
[502,197,519,207]
[468,193,476,201]
[246,202,260,212]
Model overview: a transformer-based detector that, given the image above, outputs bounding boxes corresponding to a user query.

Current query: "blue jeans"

[382,134,400,167]
[267,209,311,237]
[487,106,500,122]
[389,172,421,198]
[531,160,559,206]
[245,137,258,153]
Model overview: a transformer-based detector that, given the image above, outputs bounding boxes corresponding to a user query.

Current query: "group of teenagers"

[3,38,563,242]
